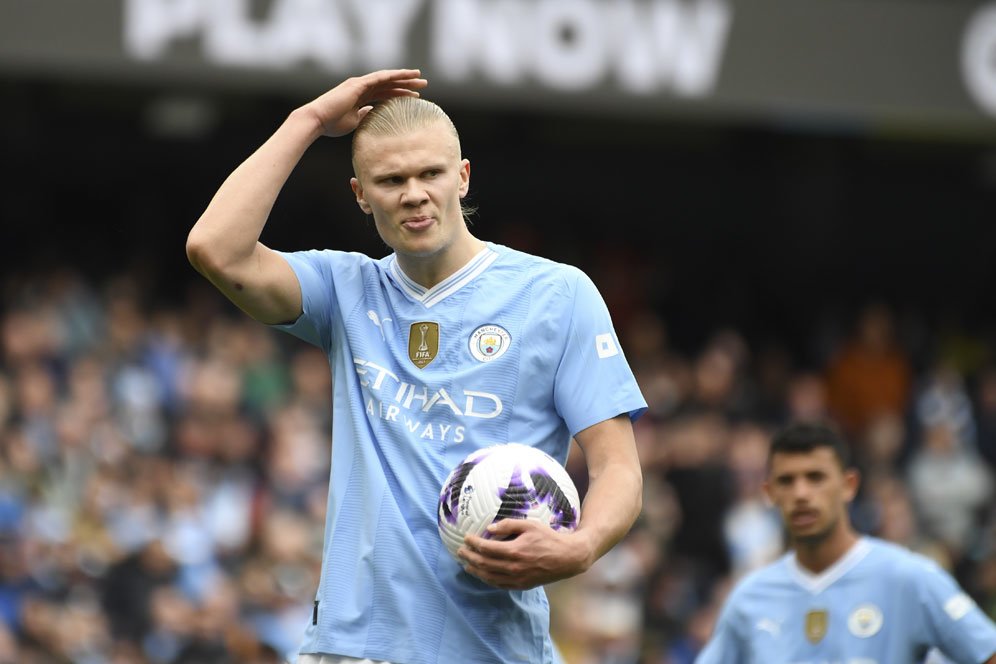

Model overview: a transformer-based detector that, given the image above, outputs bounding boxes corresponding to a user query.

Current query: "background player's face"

[350,122,472,268]
[764,447,858,545]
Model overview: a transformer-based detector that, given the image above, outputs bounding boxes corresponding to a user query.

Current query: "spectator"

[825,303,912,439]
[907,416,994,558]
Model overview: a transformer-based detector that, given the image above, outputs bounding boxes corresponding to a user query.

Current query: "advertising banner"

[2,0,995,131]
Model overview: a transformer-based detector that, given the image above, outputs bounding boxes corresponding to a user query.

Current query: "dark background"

[3,76,996,359]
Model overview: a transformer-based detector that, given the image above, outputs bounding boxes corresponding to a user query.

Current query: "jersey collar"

[787,537,871,595]
[387,245,498,308]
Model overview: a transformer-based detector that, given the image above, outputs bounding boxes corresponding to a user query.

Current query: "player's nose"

[400,179,429,206]
[790,480,813,502]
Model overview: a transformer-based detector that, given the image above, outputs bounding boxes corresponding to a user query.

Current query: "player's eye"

[423,169,441,178]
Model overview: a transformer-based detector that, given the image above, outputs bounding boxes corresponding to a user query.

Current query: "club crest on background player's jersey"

[805,609,828,643]
[469,324,511,362]
[408,321,439,369]
[848,604,883,638]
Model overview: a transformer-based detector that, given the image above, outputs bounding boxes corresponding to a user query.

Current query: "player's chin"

[397,238,440,258]
[791,524,831,544]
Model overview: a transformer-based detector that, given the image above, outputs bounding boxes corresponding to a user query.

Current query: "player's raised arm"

[185,69,427,324]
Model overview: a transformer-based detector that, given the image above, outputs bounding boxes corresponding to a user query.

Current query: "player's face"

[764,448,858,545]
[350,122,472,276]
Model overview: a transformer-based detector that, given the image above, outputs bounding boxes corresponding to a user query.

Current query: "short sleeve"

[695,598,745,664]
[914,558,996,663]
[553,269,647,436]
[269,249,338,350]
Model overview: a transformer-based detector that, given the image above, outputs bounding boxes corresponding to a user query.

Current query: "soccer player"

[185,69,647,664]
[695,422,996,664]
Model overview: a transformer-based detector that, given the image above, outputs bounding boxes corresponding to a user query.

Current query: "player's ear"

[762,478,775,506]
[351,177,372,215]
[842,467,860,503]
[458,159,470,199]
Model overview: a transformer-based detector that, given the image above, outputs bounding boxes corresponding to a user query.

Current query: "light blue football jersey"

[272,243,647,664]
[696,537,996,664]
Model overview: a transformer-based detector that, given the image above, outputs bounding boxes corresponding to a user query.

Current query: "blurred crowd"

[1,269,995,664]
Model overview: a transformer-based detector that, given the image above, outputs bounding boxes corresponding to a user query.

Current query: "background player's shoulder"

[863,536,947,580]
[728,551,795,600]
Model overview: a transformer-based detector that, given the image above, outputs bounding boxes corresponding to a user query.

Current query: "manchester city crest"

[847,604,883,638]
[469,324,511,362]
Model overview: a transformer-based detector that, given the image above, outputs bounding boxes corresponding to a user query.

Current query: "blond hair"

[351,97,462,172]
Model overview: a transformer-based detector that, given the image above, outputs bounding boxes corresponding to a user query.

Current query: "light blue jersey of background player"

[696,422,996,664]
[696,536,996,663]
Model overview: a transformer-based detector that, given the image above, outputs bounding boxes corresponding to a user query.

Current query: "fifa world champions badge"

[469,324,511,362]
[408,321,439,369]
[805,609,828,643]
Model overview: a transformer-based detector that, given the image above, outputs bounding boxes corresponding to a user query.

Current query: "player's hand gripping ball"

[437,443,581,561]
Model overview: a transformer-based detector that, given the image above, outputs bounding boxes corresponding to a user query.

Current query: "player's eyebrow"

[369,161,450,181]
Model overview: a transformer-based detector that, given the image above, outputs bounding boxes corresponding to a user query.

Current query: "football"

[437,442,581,561]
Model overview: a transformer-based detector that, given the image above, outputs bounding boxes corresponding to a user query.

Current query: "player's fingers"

[364,81,426,99]
[355,106,374,122]
[362,68,422,84]
[358,82,427,108]
[472,567,535,591]
[369,78,427,93]
[486,519,533,538]
[459,538,522,571]
[361,75,426,95]
[463,534,518,560]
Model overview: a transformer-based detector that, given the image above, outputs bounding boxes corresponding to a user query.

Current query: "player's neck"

[793,525,860,574]
[397,236,487,289]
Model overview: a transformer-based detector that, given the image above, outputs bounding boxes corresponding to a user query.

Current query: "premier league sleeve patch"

[469,324,511,362]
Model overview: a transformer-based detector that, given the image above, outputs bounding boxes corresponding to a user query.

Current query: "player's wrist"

[287,105,327,143]
[567,528,599,573]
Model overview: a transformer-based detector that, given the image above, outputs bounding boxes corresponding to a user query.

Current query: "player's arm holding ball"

[459,414,642,590]
[185,70,427,324]
[460,269,645,590]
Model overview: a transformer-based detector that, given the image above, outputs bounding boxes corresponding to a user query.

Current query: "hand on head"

[304,69,428,138]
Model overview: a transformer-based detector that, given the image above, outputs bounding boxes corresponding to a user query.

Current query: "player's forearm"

[186,106,324,275]
[573,458,643,569]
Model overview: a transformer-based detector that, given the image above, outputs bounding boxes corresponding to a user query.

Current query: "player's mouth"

[789,510,819,528]
[402,216,434,231]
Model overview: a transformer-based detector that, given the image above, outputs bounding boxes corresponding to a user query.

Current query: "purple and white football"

[437,443,581,561]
